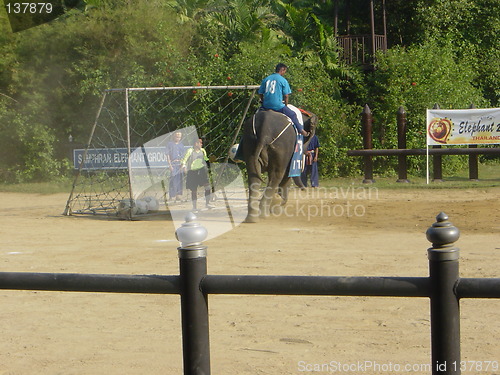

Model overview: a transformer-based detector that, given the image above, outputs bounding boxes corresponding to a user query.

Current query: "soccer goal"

[64,85,259,220]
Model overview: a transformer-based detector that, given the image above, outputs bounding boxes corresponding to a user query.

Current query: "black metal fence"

[1,212,500,374]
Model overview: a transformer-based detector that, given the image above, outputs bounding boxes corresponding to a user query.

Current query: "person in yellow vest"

[181,138,214,212]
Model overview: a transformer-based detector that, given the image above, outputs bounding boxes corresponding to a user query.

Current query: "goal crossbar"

[105,85,260,93]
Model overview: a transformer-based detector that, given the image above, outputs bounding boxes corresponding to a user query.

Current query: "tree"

[0,1,194,182]
[167,0,224,23]
[205,0,279,56]
[413,0,500,105]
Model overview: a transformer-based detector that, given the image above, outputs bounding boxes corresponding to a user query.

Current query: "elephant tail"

[250,139,266,183]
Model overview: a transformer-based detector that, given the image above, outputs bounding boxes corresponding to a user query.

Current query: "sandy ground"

[0,185,499,375]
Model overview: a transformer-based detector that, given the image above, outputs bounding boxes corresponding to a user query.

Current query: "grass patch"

[0,180,73,194]
[1,163,499,194]
[319,162,500,190]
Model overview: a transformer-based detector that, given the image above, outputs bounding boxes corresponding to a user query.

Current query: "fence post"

[426,212,461,374]
[396,106,409,183]
[362,104,374,183]
[176,213,211,375]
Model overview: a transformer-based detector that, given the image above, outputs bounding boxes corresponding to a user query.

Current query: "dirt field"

[1,185,499,375]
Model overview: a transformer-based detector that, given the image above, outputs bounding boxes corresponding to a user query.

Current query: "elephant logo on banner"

[428,118,452,144]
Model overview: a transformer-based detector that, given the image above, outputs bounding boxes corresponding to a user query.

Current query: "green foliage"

[208,0,278,55]
[0,111,67,182]
[413,0,500,106]
[0,0,498,182]
[281,59,360,177]
[355,41,488,176]
[0,1,193,182]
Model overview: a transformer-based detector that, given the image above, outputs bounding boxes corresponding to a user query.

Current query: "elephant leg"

[278,177,292,206]
[259,170,284,218]
[259,184,278,218]
[293,176,306,190]
[245,175,262,223]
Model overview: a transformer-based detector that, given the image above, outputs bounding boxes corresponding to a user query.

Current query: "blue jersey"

[258,73,292,111]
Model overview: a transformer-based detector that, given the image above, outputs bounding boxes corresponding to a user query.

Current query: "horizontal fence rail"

[1,212,500,375]
[456,278,500,298]
[347,147,500,157]
[202,275,430,297]
[2,273,500,299]
[0,272,180,294]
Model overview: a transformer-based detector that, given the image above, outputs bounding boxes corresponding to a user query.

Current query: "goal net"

[64,85,259,233]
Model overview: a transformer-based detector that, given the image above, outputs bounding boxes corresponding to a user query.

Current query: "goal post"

[64,85,259,222]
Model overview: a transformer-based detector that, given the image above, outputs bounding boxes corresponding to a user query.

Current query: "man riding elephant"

[238,107,318,222]
[258,63,309,138]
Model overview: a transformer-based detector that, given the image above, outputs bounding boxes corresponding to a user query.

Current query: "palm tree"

[273,1,348,76]
[209,0,281,55]
[168,0,223,23]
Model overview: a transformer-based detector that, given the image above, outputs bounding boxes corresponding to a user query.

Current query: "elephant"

[239,108,318,223]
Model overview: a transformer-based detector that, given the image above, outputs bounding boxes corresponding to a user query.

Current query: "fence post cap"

[426,212,460,258]
[176,212,208,252]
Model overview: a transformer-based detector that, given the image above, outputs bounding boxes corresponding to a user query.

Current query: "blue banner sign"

[74,147,169,170]
[288,134,304,177]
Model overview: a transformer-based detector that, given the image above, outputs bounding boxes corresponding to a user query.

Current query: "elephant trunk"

[303,114,318,151]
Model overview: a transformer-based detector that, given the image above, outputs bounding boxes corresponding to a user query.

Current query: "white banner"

[426,108,500,145]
